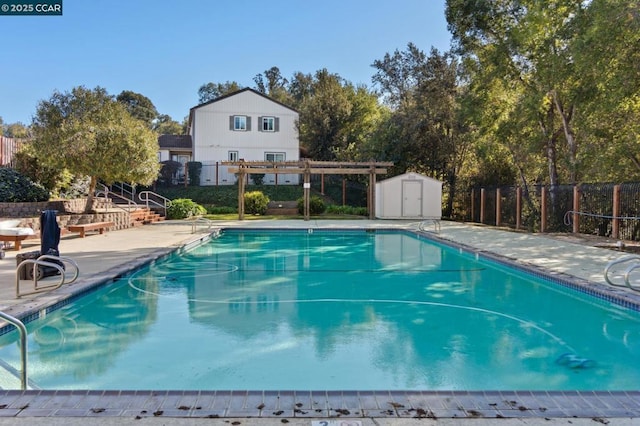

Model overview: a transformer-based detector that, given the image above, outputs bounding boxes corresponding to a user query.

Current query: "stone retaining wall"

[0,198,112,217]
[0,199,131,233]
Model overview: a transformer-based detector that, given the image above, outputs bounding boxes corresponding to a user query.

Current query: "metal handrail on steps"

[0,312,27,390]
[138,191,172,218]
[604,255,640,291]
[16,254,80,298]
[95,183,139,213]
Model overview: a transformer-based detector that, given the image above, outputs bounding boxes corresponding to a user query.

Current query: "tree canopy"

[31,86,161,211]
[116,90,158,128]
[197,81,242,104]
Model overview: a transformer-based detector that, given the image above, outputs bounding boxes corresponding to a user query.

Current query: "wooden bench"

[0,234,32,251]
[67,221,115,238]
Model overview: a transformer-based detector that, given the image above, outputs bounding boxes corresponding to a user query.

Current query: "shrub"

[166,198,206,219]
[326,205,368,216]
[297,195,326,215]
[251,173,265,185]
[187,161,202,186]
[244,191,270,215]
[159,160,182,186]
[0,167,50,202]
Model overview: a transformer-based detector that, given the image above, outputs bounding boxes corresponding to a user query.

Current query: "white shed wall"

[375,172,442,219]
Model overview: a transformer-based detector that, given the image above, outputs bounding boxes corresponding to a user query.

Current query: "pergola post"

[303,161,310,221]
[237,161,245,220]
[369,164,376,219]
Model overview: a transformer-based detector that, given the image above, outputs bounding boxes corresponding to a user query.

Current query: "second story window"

[234,116,246,131]
[259,116,279,132]
[228,151,239,162]
[262,117,275,132]
[230,115,251,131]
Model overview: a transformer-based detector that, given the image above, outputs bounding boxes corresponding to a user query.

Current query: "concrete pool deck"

[0,219,638,424]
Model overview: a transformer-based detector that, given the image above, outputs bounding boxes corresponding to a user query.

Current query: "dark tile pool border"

[0,390,638,419]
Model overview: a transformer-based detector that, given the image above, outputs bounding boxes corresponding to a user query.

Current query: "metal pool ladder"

[604,255,640,291]
[0,311,27,390]
[415,218,441,233]
[15,254,79,298]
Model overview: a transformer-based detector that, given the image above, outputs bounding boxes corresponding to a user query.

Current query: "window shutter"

[246,116,252,131]
[229,116,234,130]
[275,117,280,132]
[258,116,262,132]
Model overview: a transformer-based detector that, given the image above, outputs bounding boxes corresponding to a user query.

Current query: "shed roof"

[379,172,443,186]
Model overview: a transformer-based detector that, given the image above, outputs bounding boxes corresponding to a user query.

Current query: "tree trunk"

[551,91,577,184]
[444,172,456,218]
[84,175,97,213]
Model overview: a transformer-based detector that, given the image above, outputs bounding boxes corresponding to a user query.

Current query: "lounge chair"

[0,219,35,251]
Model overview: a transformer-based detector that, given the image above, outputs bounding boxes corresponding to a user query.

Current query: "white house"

[158,134,193,184]
[375,172,443,219]
[188,88,300,185]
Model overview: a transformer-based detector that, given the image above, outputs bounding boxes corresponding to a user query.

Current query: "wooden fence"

[0,136,25,167]
[469,183,640,241]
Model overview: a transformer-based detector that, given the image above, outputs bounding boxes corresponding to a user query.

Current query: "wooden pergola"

[225,160,393,220]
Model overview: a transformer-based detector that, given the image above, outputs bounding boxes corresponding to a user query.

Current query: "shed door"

[402,180,423,217]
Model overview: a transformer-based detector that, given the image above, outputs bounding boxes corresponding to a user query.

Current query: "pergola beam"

[229,160,392,221]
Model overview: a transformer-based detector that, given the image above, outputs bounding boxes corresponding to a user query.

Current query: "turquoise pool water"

[1,229,639,390]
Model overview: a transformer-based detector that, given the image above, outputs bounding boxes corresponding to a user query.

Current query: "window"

[262,117,275,132]
[259,116,279,132]
[234,116,246,131]
[265,152,285,162]
[228,151,239,162]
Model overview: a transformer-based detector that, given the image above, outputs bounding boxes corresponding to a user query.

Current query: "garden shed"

[375,172,442,219]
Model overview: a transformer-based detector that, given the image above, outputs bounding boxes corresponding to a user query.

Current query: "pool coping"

[1,224,639,420]
[0,389,638,419]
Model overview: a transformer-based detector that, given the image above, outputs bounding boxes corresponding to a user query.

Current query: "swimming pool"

[1,228,639,391]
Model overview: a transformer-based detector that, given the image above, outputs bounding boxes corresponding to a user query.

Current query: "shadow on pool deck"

[0,219,638,424]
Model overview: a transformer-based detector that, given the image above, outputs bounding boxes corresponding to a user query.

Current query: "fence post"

[540,186,547,233]
[480,188,485,224]
[516,187,522,230]
[470,188,475,222]
[612,184,621,239]
[496,188,501,227]
[573,185,580,234]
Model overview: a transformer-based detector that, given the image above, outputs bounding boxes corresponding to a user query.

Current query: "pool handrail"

[604,255,640,291]
[0,311,27,390]
[16,254,80,298]
[415,218,441,233]
[190,216,219,235]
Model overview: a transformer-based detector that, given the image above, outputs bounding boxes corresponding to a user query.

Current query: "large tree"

[31,86,161,212]
[296,69,355,161]
[116,90,158,128]
[253,66,291,105]
[197,81,242,104]
[153,114,184,135]
[372,44,471,216]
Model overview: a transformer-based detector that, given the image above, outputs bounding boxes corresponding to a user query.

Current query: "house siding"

[191,89,299,185]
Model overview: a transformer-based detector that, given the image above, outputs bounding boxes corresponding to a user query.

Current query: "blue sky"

[1,0,452,125]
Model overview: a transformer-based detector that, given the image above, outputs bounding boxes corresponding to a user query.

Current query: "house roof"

[158,134,192,149]
[189,88,299,114]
